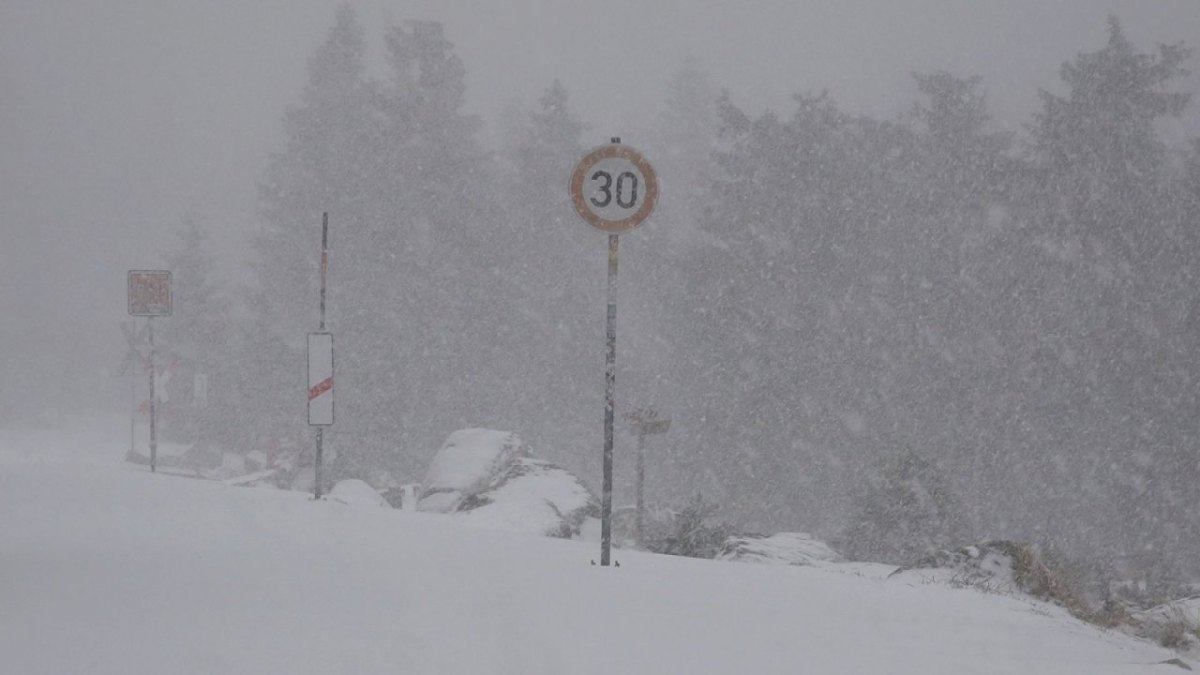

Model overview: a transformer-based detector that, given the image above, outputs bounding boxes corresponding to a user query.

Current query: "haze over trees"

[137,8,1199,603]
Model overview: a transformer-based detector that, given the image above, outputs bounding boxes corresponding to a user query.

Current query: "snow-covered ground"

[0,417,1190,674]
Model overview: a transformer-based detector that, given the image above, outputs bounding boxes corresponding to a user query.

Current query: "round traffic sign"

[569,144,658,234]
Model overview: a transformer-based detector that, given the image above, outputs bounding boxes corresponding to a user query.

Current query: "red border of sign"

[569,145,659,234]
[127,270,173,316]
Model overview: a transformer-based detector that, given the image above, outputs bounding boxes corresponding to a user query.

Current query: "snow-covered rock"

[418,429,528,513]
[416,429,597,537]
[329,479,389,508]
[458,458,598,538]
[717,532,841,566]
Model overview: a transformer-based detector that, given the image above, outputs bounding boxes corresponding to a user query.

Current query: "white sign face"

[307,332,334,426]
[569,144,658,233]
[128,270,172,316]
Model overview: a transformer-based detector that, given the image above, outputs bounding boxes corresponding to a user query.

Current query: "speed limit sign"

[569,143,658,234]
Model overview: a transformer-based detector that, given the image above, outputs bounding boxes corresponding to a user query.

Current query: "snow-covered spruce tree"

[254,12,513,488]
[646,55,721,249]
[255,4,374,340]
[626,59,723,511]
[995,16,1195,584]
[894,70,1014,537]
[673,90,928,531]
[325,19,503,483]
[250,4,376,476]
[156,217,233,449]
[492,80,596,464]
[842,449,968,564]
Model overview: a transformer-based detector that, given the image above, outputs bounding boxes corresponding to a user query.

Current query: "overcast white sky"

[2,0,1199,409]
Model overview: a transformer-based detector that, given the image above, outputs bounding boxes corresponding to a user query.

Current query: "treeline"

[157,9,1200,600]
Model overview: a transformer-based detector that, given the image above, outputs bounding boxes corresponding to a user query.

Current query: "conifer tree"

[324,19,501,481]
[496,80,595,457]
[1000,16,1194,576]
[157,218,232,447]
[843,449,968,564]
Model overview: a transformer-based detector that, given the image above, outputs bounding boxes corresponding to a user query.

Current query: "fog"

[4,2,1198,413]
[3,0,1200,603]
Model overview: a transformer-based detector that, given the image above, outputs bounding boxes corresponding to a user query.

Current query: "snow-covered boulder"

[418,429,529,513]
[717,532,841,566]
[416,429,598,538]
[329,479,389,508]
[458,458,599,538]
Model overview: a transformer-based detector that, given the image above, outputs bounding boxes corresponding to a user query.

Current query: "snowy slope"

[0,417,1189,675]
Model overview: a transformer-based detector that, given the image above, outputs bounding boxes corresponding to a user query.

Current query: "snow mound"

[458,458,599,538]
[329,479,388,508]
[1,419,1190,674]
[717,532,841,566]
[418,429,528,513]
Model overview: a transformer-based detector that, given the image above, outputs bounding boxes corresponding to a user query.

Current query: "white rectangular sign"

[307,332,334,426]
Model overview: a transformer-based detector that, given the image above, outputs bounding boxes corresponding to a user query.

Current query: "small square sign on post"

[128,270,172,316]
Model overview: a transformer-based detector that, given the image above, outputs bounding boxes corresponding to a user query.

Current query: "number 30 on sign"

[569,144,658,234]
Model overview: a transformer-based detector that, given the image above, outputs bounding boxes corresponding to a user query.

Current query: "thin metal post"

[129,321,136,459]
[636,430,646,547]
[148,316,157,473]
[314,212,329,499]
[315,427,324,499]
[602,232,619,566]
[320,212,328,332]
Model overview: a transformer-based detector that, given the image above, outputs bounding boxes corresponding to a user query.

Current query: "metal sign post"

[308,213,334,498]
[625,407,671,547]
[602,232,618,564]
[569,138,659,566]
[128,270,172,472]
[118,320,146,461]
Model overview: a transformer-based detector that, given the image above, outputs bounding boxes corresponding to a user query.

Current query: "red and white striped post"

[307,214,334,498]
